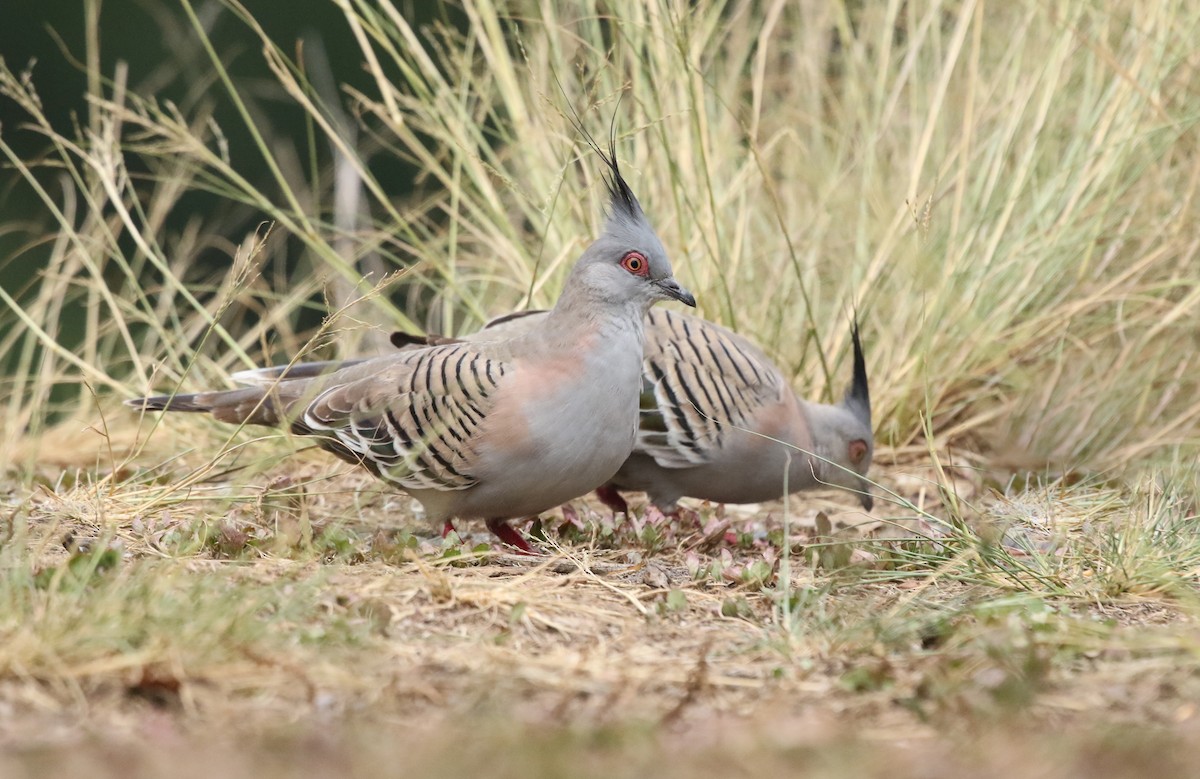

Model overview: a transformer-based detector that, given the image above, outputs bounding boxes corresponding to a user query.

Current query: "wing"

[293,343,509,492]
[387,309,548,352]
[636,309,786,469]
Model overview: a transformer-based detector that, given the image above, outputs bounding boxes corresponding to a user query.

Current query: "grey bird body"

[614,308,874,512]
[127,144,694,551]
[390,308,874,513]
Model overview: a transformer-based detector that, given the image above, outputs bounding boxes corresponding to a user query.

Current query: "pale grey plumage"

[392,308,874,513]
[619,309,873,512]
[126,144,695,552]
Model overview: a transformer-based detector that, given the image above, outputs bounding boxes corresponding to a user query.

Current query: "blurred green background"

[0,0,456,359]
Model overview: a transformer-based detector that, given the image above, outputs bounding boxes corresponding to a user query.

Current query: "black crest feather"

[557,79,643,223]
[597,117,642,222]
[845,315,871,427]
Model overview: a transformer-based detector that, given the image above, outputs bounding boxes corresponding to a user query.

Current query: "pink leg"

[485,518,537,555]
[442,520,458,538]
[595,485,629,516]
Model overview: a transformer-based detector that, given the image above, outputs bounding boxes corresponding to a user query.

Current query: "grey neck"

[540,278,648,343]
[798,401,858,478]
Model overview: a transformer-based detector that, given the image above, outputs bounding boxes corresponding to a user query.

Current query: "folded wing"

[637,309,785,469]
[293,343,510,493]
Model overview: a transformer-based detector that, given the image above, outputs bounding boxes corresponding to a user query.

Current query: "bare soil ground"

[3,443,1198,777]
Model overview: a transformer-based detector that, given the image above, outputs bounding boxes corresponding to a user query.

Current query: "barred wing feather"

[636,309,785,469]
[295,344,508,492]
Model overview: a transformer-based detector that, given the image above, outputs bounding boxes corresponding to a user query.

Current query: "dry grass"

[2,0,1200,774]
[4,453,1200,774]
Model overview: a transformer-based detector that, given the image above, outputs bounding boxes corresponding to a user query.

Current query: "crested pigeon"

[126,145,695,553]
[390,308,874,514]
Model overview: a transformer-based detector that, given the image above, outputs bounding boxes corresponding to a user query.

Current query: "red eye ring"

[621,251,649,277]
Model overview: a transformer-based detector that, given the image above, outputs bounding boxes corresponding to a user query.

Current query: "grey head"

[557,139,695,313]
[808,319,875,510]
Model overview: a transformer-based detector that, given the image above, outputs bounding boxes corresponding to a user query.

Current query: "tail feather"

[125,394,210,413]
[125,386,285,426]
[231,360,366,386]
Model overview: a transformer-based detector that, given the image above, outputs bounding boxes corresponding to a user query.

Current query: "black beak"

[859,490,874,512]
[654,278,696,307]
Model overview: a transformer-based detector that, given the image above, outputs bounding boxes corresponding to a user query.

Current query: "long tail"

[230,359,369,386]
[125,386,285,426]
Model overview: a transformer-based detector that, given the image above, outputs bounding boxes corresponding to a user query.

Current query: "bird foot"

[595,485,629,517]
[485,518,538,555]
[441,520,458,538]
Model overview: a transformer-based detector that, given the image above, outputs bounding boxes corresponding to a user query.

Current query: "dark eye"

[621,251,649,276]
